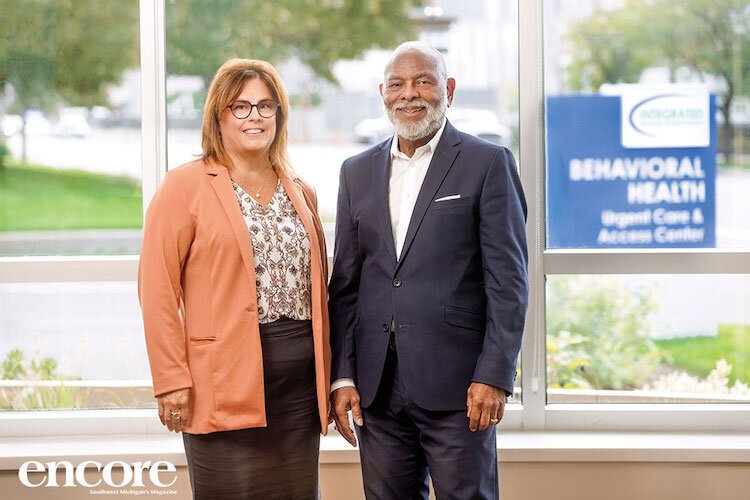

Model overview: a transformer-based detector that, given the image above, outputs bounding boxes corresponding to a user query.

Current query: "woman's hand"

[157,388,191,433]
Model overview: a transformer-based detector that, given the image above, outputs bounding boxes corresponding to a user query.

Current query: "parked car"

[354,108,511,145]
[353,115,393,144]
[1,114,23,137]
[54,108,91,137]
[447,108,511,145]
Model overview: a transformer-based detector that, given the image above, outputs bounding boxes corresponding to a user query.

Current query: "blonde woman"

[138,58,330,500]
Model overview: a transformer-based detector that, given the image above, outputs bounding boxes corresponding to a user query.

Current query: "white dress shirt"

[389,119,447,258]
[331,119,447,393]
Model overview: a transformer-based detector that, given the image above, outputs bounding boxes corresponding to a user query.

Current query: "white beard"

[386,94,447,142]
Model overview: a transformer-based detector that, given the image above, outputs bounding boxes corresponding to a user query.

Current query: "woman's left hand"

[157,388,191,433]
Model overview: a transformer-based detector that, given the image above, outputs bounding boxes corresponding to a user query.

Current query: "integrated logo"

[620,85,709,149]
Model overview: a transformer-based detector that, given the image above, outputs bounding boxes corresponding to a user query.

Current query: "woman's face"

[219,78,277,160]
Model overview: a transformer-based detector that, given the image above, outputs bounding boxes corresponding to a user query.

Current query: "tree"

[0,0,139,161]
[565,3,656,91]
[660,0,750,161]
[166,0,420,83]
[566,0,750,161]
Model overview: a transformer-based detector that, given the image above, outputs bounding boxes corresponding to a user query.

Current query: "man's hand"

[466,382,505,432]
[331,386,363,447]
[157,388,191,433]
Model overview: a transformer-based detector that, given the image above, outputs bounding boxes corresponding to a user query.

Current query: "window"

[0,0,142,257]
[2,0,749,436]
[0,0,145,415]
[547,275,750,404]
[0,282,150,411]
[535,0,750,428]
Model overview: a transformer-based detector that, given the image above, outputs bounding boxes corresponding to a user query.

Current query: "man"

[329,41,528,499]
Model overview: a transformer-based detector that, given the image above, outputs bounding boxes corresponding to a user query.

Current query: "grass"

[0,161,142,231]
[656,323,750,386]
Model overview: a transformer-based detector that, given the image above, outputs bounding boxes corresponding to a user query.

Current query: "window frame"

[1,0,749,439]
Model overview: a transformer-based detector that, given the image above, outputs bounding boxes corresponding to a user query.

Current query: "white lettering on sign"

[600,208,693,229]
[627,180,705,204]
[569,156,704,182]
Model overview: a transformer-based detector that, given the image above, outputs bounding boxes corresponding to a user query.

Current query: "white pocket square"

[434,194,461,202]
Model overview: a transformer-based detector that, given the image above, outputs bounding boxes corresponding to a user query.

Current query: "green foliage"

[2,349,59,381]
[656,323,750,386]
[0,0,139,109]
[546,276,665,390]
[31,357,59,381]
[0,348,88,410]
[566,0,750,94]
[2,349,26,379]
[565,3,656,91]
[0,162,142,231]
[0,140,9,166]
[166,0,420,83]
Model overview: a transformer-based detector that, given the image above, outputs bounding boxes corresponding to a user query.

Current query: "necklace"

[234,169,273,199]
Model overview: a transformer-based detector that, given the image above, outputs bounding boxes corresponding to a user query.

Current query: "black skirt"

[182,317,320,500]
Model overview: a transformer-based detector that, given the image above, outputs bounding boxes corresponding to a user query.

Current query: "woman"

[138,58,330,500]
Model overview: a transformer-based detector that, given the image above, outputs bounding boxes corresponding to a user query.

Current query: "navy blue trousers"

[355,349,499,500]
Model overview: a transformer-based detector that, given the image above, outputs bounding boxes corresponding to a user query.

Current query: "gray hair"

[383,41,448,84]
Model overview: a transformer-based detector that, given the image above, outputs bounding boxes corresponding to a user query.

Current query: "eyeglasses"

[226,99,279,119]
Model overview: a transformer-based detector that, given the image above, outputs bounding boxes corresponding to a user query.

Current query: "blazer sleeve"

[472,147,529,395]
[138,170,195,398]
[328,162,361,381]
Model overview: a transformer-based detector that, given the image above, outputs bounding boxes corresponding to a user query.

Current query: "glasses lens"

[257,100,278,118]
[230,102,251,119]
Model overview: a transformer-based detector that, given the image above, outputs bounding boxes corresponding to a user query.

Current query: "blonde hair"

[201,58,292,175]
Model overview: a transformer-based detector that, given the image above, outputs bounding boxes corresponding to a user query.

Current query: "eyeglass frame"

[225,99,280,119]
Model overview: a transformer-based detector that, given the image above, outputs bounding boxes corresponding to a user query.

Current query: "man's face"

[380,50,454,142]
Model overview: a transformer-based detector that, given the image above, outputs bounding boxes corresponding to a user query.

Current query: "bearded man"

[328,41,529,499]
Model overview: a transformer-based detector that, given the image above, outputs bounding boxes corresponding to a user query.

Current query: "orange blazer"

[138,158,331,435]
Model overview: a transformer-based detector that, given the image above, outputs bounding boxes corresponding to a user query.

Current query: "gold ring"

[490,418,499,424]
[170,410,182,420]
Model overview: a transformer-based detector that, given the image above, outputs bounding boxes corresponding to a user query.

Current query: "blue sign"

[546,94,717,248]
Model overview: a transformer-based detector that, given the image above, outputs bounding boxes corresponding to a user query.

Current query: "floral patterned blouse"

[232,180,313,324]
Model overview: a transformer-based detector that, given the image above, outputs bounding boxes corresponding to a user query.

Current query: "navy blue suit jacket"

[329,120,528,411]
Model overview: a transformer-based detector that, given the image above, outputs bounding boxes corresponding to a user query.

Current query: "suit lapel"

[373,139,398,267]
[396,122,461,270]
[207,163,256,290]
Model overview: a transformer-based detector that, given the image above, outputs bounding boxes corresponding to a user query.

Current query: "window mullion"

[519,0,546,430]
[545,249,750,275]
[139,0,168,217]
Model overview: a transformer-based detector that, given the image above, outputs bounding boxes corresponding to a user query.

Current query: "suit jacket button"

[382,323,389,332]
[392,278,402,288]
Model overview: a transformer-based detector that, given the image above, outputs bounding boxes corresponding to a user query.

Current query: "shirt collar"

[389,118,447,160]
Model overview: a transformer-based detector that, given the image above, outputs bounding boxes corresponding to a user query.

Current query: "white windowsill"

[2,431,749,471]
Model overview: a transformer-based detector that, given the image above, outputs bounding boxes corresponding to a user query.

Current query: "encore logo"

[18,460,177,488]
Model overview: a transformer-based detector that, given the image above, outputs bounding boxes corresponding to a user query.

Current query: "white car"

[1,114,23,137]
[447,108,511,146]
[55,108,91,137]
